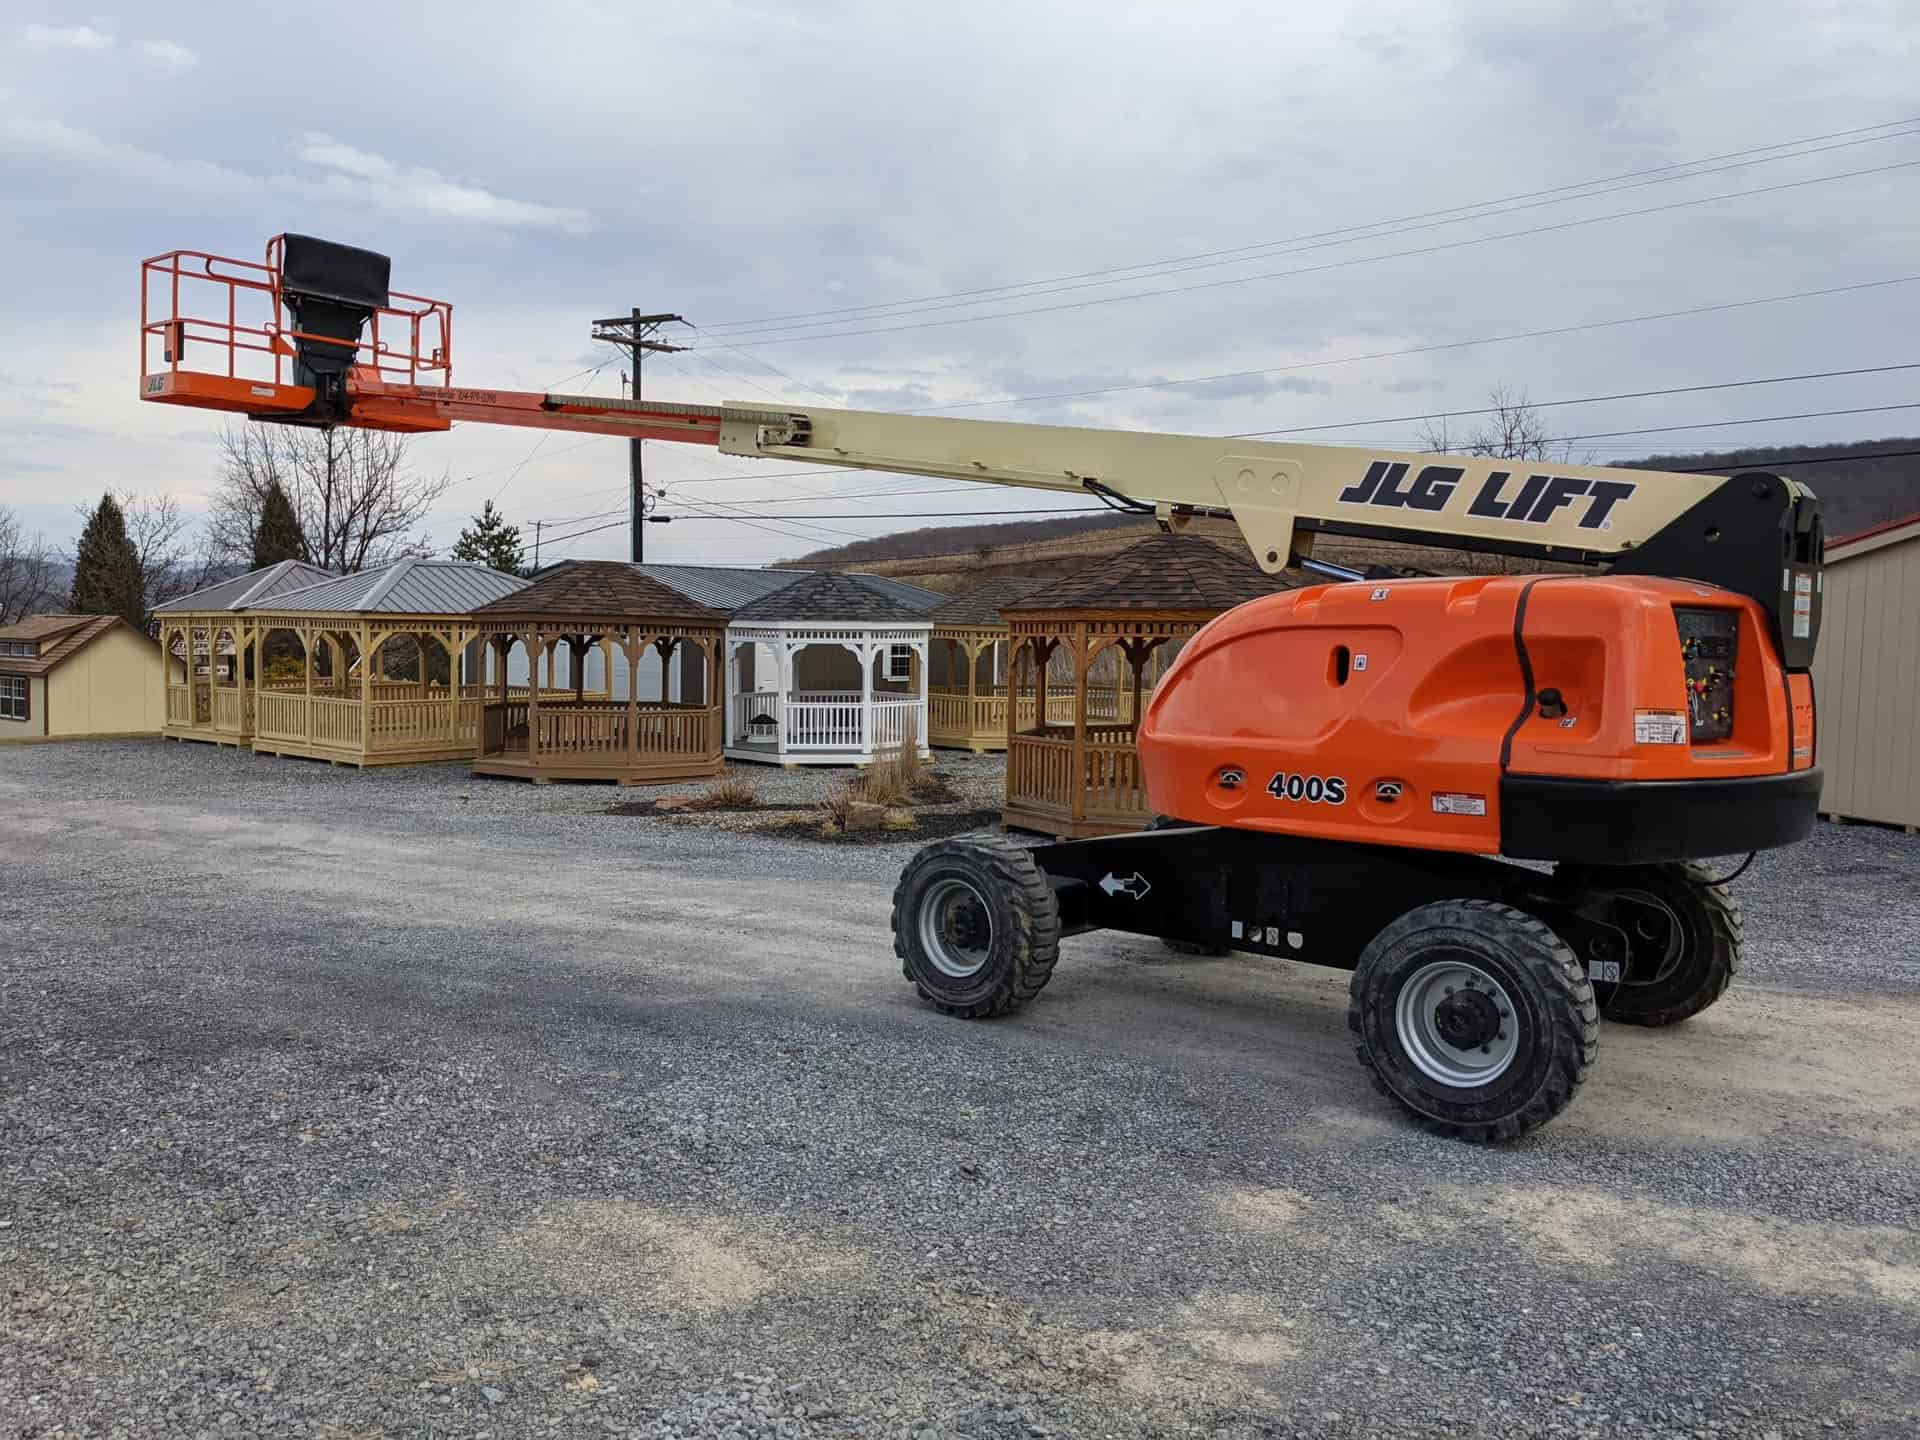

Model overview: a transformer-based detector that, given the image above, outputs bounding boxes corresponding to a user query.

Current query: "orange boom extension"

[139,232,1828,1142]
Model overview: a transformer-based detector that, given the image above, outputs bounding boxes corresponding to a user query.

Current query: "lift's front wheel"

[892,836,1061,1018]
[1349,900,1598,1142]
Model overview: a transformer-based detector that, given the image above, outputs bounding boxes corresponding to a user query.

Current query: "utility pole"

[531,520,544,571]
[590,309,688,562]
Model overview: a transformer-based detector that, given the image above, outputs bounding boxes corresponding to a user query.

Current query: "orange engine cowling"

[1138,573,1821,863]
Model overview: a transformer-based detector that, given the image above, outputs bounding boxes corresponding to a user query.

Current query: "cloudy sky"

[2,1,1915,566]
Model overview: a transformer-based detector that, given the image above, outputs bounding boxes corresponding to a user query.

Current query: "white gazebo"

[723,572,933,765]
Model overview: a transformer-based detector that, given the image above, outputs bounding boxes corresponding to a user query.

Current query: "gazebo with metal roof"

[1002,534,1300,837]
[724,571,938,765]
[152,559,335,746]
[925,576,1048,753]
[466,561,727,784]
[242,557,529,766]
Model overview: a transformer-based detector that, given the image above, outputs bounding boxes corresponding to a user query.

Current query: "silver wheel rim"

[919,877,992,979]
[1395,957,1520,1088]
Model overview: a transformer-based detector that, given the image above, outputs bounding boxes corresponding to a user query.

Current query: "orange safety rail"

[139,237,453,426]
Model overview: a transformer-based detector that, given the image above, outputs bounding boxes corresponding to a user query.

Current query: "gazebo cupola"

[1001,533,1300,838]
[724,571,934,765]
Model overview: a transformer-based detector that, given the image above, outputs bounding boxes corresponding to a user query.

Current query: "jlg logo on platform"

[1338,461,1635,531]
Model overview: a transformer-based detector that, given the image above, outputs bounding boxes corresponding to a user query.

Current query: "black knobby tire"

[1348,899,1598,1143]
[1143,814,1229,957]
[1585,862,1742,1027]
[892,835,1061,1018]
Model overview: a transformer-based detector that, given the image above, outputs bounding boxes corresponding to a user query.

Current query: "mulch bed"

[761,809,1005,845]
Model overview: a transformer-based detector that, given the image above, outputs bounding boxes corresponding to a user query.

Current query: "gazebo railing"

[1006,724,1148,829]
[480,699,716,764]
[730,690,925,752]
[211,688,250,733]
[869,696,924,751]
[786,696,867,751]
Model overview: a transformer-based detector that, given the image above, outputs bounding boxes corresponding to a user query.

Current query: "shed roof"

[929,576,1050,627]
[1004,534,1302,614]
[0,613,152,675]
[250,557,528,615]
[1829,509,1920,562]
[638,563,944,617]
[471,560,724,622]
[151,560,337,614]
[732,570,938,625]
[635,564,812,613]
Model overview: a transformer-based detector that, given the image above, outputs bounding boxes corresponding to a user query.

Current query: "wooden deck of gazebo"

[1002,535,1299,838]
[468,561,727,784]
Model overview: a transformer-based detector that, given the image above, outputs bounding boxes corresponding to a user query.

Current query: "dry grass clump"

[685,772,758,810]
[817,717,933,835]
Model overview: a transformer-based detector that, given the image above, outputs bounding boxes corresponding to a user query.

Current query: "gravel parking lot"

[3,740,1917,1439]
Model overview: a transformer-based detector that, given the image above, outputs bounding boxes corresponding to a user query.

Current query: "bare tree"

[1416,385,1586,577]
[1419,384,1579,463]
[69,492,218,621]
[0,505,59,624]
[211,423,451,574]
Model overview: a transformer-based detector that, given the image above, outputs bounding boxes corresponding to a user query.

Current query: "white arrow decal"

[1099,871,1152,901]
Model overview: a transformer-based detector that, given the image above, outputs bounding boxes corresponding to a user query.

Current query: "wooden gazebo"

[467,561,727,784]
[1002,534,1299,838]
[243,558,528,766]
[925,577,1046,752]
[153,560,335,746]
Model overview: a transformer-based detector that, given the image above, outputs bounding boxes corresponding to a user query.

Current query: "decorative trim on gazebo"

[467,561,726,785]
[723,572,933,766]
[153,560,335,746]
[1001,535,1300,838]
[926,577,1047,752]
[241,558,529,766]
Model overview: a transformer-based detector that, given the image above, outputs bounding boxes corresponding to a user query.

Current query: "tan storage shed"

[0,613,165,743]
[1811,511,1920,831]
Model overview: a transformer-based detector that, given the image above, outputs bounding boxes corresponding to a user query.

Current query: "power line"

[1229,361,1920,439]
[705,129,1920,343]
[1555,402,1920,443]
[912,276,1920,414]
[701,117,1920,333]
[694,158,1920,348]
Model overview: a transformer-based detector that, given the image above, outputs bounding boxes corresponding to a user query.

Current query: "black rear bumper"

[1500,767,1823,865]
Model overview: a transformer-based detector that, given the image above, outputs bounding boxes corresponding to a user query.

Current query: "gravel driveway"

[3,741,1917,1439]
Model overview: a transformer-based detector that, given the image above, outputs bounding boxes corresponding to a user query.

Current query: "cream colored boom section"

[709,403,1735,574]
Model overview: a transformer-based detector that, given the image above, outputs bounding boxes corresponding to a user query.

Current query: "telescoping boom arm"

[137,234,1824,660]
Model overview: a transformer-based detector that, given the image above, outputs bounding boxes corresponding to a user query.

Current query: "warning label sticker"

[1431,792,1488,816]
[1635,709,1688,745]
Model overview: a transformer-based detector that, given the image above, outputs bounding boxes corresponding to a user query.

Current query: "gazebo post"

[359,623,373,758]
[302,625,314,743]
[527,634,544,769]
[625,631,641,770]
[964,637,979,747]
[1072,627,1090,831]
[776,637,792,762]
[860,639,873,761]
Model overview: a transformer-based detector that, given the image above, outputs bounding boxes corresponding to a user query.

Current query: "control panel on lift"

[1675,607,1738,743]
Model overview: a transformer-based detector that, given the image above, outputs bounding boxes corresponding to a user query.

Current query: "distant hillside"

[803,437,1920,588]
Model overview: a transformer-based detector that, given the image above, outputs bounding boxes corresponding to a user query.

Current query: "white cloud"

[292,132,593,234]
[137,39,198,69]
[21,23,114,52]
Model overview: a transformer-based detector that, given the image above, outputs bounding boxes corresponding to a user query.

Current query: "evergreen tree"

[450,500,526,574]
[251,481,309,568]
[69,493,146,627]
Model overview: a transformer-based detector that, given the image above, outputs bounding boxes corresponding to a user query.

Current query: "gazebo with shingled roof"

[467,561,727,784]
[926,576,1047,753]
[1002,533,1301,838]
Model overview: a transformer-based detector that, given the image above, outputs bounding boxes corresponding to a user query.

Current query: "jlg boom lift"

[141,236,1826,1139]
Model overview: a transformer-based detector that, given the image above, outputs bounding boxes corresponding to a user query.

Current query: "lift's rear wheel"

[893,836,1061,1018]
[1348,900,1598,1142]
[1577,862,1743,1027]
